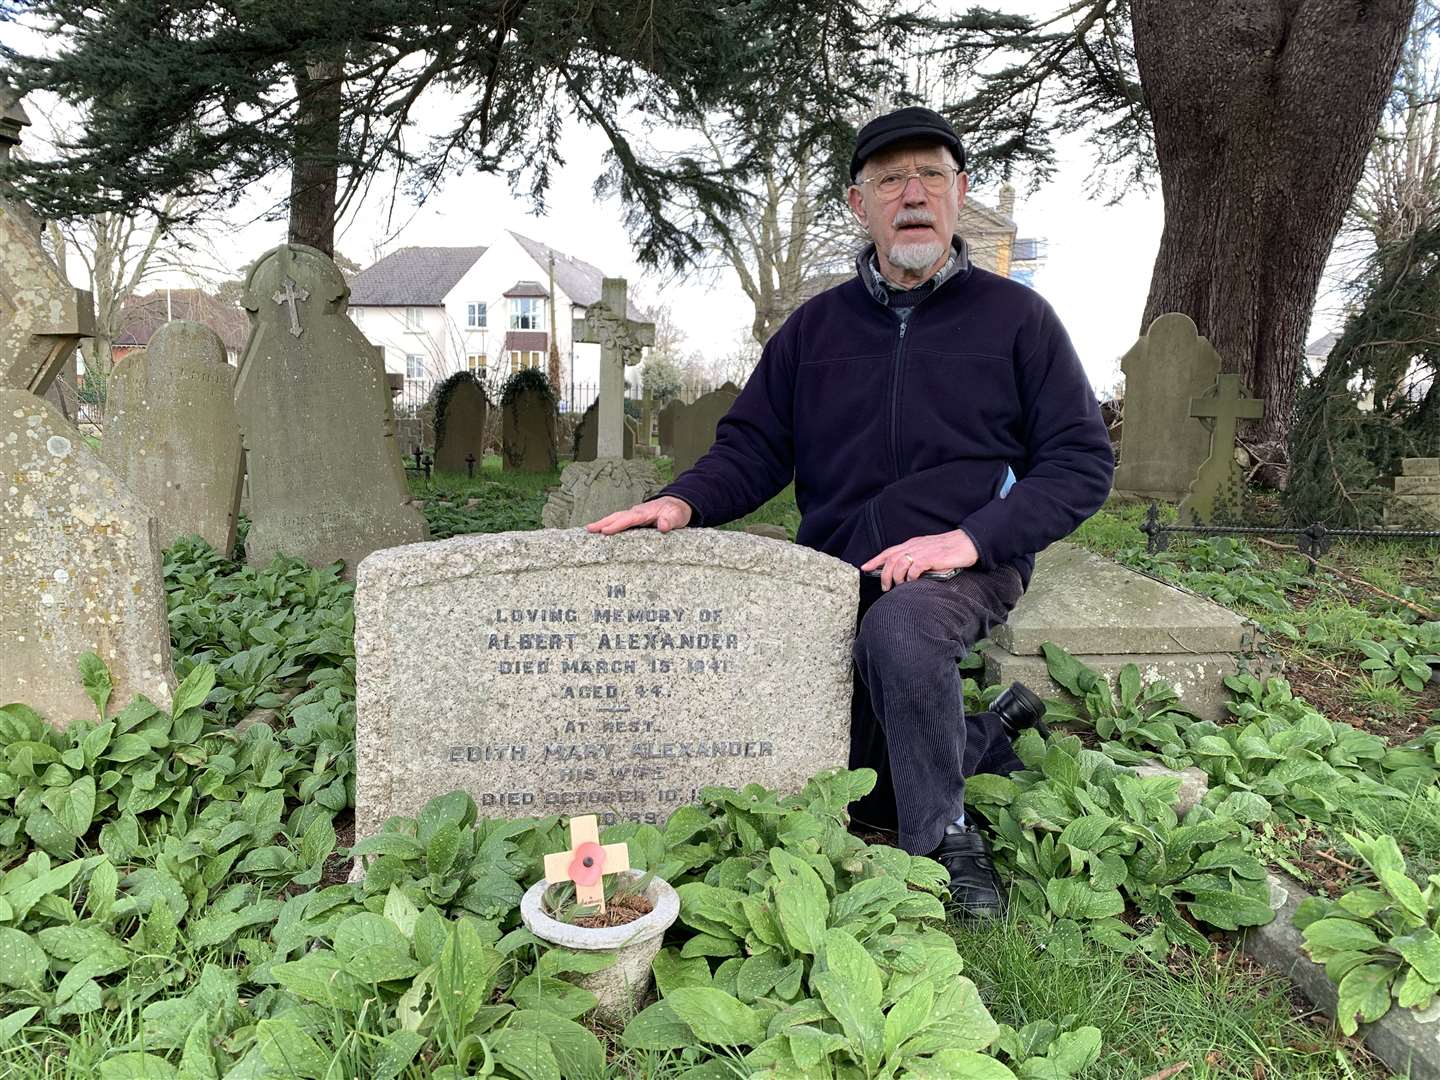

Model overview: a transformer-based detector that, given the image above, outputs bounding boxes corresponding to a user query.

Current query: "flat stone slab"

[1395,475,1440,496]
[354,529,857,838]
[1401,458,1440,476]
[1244,873,1440,1079]
[984,647,1250,722]
[990,543,1252,656]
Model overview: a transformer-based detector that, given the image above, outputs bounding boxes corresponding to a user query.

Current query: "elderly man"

[588,106,1114,917]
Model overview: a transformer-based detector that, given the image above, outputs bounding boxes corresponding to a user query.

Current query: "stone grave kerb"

[1179,373,1264,525]
[574,278,653,460]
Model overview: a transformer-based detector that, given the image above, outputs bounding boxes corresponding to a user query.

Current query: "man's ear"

[846,184,867,226]
[955,172,969,210]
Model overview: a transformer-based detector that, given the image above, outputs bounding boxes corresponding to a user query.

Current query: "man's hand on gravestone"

[861,529,980,592]
[586,496,693,535]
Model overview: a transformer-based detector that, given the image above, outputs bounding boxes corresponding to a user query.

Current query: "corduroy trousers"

[847,564,1027,855]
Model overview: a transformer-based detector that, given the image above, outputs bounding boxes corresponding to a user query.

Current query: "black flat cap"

[850,106,965,180]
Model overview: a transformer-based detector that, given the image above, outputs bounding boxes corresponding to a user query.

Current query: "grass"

[950,920,1385,1079]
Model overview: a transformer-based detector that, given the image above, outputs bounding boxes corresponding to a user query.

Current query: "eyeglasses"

[857,164,959,201]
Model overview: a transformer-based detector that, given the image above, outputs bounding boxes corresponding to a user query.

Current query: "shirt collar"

[856,236,971,306]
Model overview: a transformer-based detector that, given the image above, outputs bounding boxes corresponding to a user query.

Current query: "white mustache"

[893,210,935,228]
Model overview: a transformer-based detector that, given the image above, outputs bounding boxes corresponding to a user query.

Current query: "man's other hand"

[861,529,980,591]
[586,496,694,535]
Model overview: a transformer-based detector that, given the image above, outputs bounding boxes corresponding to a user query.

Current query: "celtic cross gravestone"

[1179,374,1265,524]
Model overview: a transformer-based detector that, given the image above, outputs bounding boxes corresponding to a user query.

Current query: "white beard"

[888,238,945,271]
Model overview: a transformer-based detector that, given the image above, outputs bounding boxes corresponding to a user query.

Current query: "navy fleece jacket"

[660,243,1114,585]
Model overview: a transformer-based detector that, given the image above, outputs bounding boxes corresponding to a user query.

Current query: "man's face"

[847,142,968,279]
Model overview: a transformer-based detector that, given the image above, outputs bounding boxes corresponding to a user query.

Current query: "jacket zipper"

[889,310,911,481]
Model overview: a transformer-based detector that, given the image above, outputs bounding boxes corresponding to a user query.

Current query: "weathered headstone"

[234,244,427,577]
[502,385,559,473]
[1114,313,1223,501]
[671,381,740,477]
[0,94,95,400]
[1385,457,1440,524]
[543,279,658,528]
[1,388,174,723]
[657,399,685,456]
[1179,373,1264,524]
[433,375,490,474]
[100,321,244,553]
[354,529,856,836]
[573,399,635,462]
[983,542,1265,720]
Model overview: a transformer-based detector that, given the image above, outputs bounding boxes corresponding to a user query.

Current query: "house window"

[509,350,545,373]
[405,354,427,380]
[467,302,487,329]
[405,306,424,330]
[510,298,542,330]
[466,353,486,371]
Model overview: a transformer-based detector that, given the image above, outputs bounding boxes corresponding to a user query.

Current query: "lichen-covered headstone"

[101,321,244,552]
[1114,313,1222,500]
[671,381,739,477]
[1,388,174,723]
[573,399,635,462]
[1178,373,1264,524]
[433,376,490,474]
[502,385,559,473]
[354,529,857,836]
[234,244,427,577]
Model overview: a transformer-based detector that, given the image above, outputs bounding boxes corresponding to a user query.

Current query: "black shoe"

[930,822,1007,920]
[992,681,1050,742]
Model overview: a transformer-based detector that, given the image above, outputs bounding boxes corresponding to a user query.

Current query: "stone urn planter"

[520,869,680,1023]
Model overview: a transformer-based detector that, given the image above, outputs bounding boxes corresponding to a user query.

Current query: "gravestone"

[983,543,1263,720]
[0,99,95,400]
[1114,313,1222,501]
[573,399,635,461]
[100,321,244,553]
[543,279,658,528]
[433,376,490,474]
[657,399,685,456]
[234,243,427,577]
[0,388,174,723]
[1179,374,1264,524]
[671,381,740,477]
[1385,457,1440,523]
[354,529,856,836]
[502,385,559,472]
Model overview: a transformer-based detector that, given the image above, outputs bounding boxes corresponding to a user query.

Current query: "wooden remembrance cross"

[1180,372,1264,523]
[543,815,631,914]
[574,278,654,459]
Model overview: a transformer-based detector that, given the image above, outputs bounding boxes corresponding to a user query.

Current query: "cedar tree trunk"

[288,60,342,256]
[1131,0,1413,476]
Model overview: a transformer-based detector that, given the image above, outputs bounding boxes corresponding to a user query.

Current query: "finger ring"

[904,554,914,563]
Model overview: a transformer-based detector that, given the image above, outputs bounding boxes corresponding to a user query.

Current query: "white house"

[347,230,646,406]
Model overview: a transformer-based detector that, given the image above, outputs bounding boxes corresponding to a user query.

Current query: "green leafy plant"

[1297,831,1440,1034]
[1357,637,1440,692]
[1041,644,1196,766]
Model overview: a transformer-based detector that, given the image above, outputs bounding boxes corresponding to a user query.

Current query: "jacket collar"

[855,235,972,306]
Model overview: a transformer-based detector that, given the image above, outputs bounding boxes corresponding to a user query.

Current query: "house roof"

[509,231,647,320]
[348,246,487,307]
[115,289,249,352]
[503,280,549,299]
[1306,331,1339,358]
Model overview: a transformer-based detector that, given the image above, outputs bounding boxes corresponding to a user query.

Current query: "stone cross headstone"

[0,94,95,400]
[502,384,559,473]
[982,543,1263,720]
[542,815,631,912]
[1,388,175,723]
[1113,313,1222,501]
[657,399,685,456]
[671,381,740,477]
[354,529,856,836]
[100,321,244,553]
[1179,374,1264,524]
[577,279,653,459]
[542,279,659,528]
[433,376,490,474]
[234,243,427,577]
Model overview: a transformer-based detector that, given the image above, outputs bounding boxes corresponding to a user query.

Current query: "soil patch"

[570,892,654,928]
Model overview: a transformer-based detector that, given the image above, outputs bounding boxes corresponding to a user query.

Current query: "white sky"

[4,6,1351,395]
